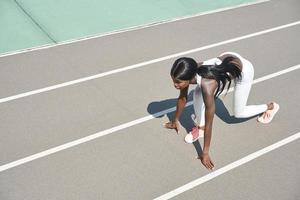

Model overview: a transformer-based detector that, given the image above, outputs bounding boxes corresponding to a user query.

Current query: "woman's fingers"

[174,127,179,134]
[204,162,209,169]
[163,122,179,134]
[201,156,215,170]
[209,160,215,170]
[206,162,214,170]
[163,122,173,129]
[205,161,212,170]
[175,123,180,134]
[211,160,215,168]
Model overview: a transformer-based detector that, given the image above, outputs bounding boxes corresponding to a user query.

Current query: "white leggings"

[193,52,268,126]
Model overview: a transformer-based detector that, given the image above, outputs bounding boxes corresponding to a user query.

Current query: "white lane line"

[1,21,299,104]
[153,131,300,200]
[0,64,299,173]
[0,0,270,58]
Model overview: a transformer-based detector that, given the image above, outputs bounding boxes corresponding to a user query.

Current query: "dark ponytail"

[170,57,198,80]
[197,56,242,97]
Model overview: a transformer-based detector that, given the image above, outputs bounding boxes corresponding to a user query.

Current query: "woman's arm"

[174,86,189,122]
[164,86,189,133]
[200,79,217,169]
[202,87,215,154]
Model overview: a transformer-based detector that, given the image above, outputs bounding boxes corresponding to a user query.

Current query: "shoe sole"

[257,102,280,124]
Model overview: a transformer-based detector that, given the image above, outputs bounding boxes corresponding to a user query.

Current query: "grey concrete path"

[0,0,299,199]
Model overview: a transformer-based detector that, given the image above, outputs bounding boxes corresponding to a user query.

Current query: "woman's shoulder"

[189,75,198,85]
[200,78,218,94]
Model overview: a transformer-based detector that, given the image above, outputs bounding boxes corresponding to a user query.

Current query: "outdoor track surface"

[0,0,299,199]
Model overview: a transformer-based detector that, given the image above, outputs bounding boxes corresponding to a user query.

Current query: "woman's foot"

[184,126,204,143]
[257,102,280,124]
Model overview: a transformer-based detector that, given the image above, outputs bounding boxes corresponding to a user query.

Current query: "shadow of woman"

[215,97,258,124]
[147,91,204,157]
[147,90,257,157]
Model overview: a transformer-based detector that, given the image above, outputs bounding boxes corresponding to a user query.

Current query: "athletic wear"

[193,52,268,126]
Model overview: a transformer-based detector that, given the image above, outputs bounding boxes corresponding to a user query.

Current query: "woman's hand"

[198,153,215,170]
[163,120,181,134]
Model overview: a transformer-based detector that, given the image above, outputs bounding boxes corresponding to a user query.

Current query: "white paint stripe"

[252,65,300,84]
[1,21,299,104]
[153,131,300,200]
[0,0,270,58]
[0,64,299,173]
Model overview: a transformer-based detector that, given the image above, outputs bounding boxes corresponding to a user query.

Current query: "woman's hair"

[170,56,242,97]
[170,57,198,81]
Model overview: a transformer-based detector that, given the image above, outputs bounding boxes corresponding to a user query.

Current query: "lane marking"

[0,64,299,173]
[153,131,300,200]
[1,21,299,104]
[0,0,270,58]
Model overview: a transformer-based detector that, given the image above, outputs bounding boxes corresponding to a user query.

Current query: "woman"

[164,52,279,170]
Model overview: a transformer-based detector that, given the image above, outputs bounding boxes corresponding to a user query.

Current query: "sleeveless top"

[196,57,222,88]
[196,52,244,87]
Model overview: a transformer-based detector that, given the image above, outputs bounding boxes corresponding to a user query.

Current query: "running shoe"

[257,102,280,124]
[184,127,204,143]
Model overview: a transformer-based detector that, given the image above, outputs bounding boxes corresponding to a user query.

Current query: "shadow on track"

[147,90,256,157]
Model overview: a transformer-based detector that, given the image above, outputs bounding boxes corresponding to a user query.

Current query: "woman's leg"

[193,86,205,127]
[233,60,268,118]
[185,86,205,143]
[233,82,268,118]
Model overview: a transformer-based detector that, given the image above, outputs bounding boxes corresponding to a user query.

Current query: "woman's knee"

[234,110,246,118]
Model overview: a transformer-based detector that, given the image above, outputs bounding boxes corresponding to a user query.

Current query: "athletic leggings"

[193,52,268,127]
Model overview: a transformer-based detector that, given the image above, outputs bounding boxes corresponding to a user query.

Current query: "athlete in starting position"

[164,52,279,170]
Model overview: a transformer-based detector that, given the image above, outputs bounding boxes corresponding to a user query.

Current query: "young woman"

[164,52,279,170]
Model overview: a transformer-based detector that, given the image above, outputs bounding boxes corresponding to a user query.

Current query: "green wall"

[0,0,258,54]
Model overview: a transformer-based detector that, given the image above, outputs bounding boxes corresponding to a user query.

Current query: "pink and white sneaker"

[257,102,280,124]
[184,127,204,144]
